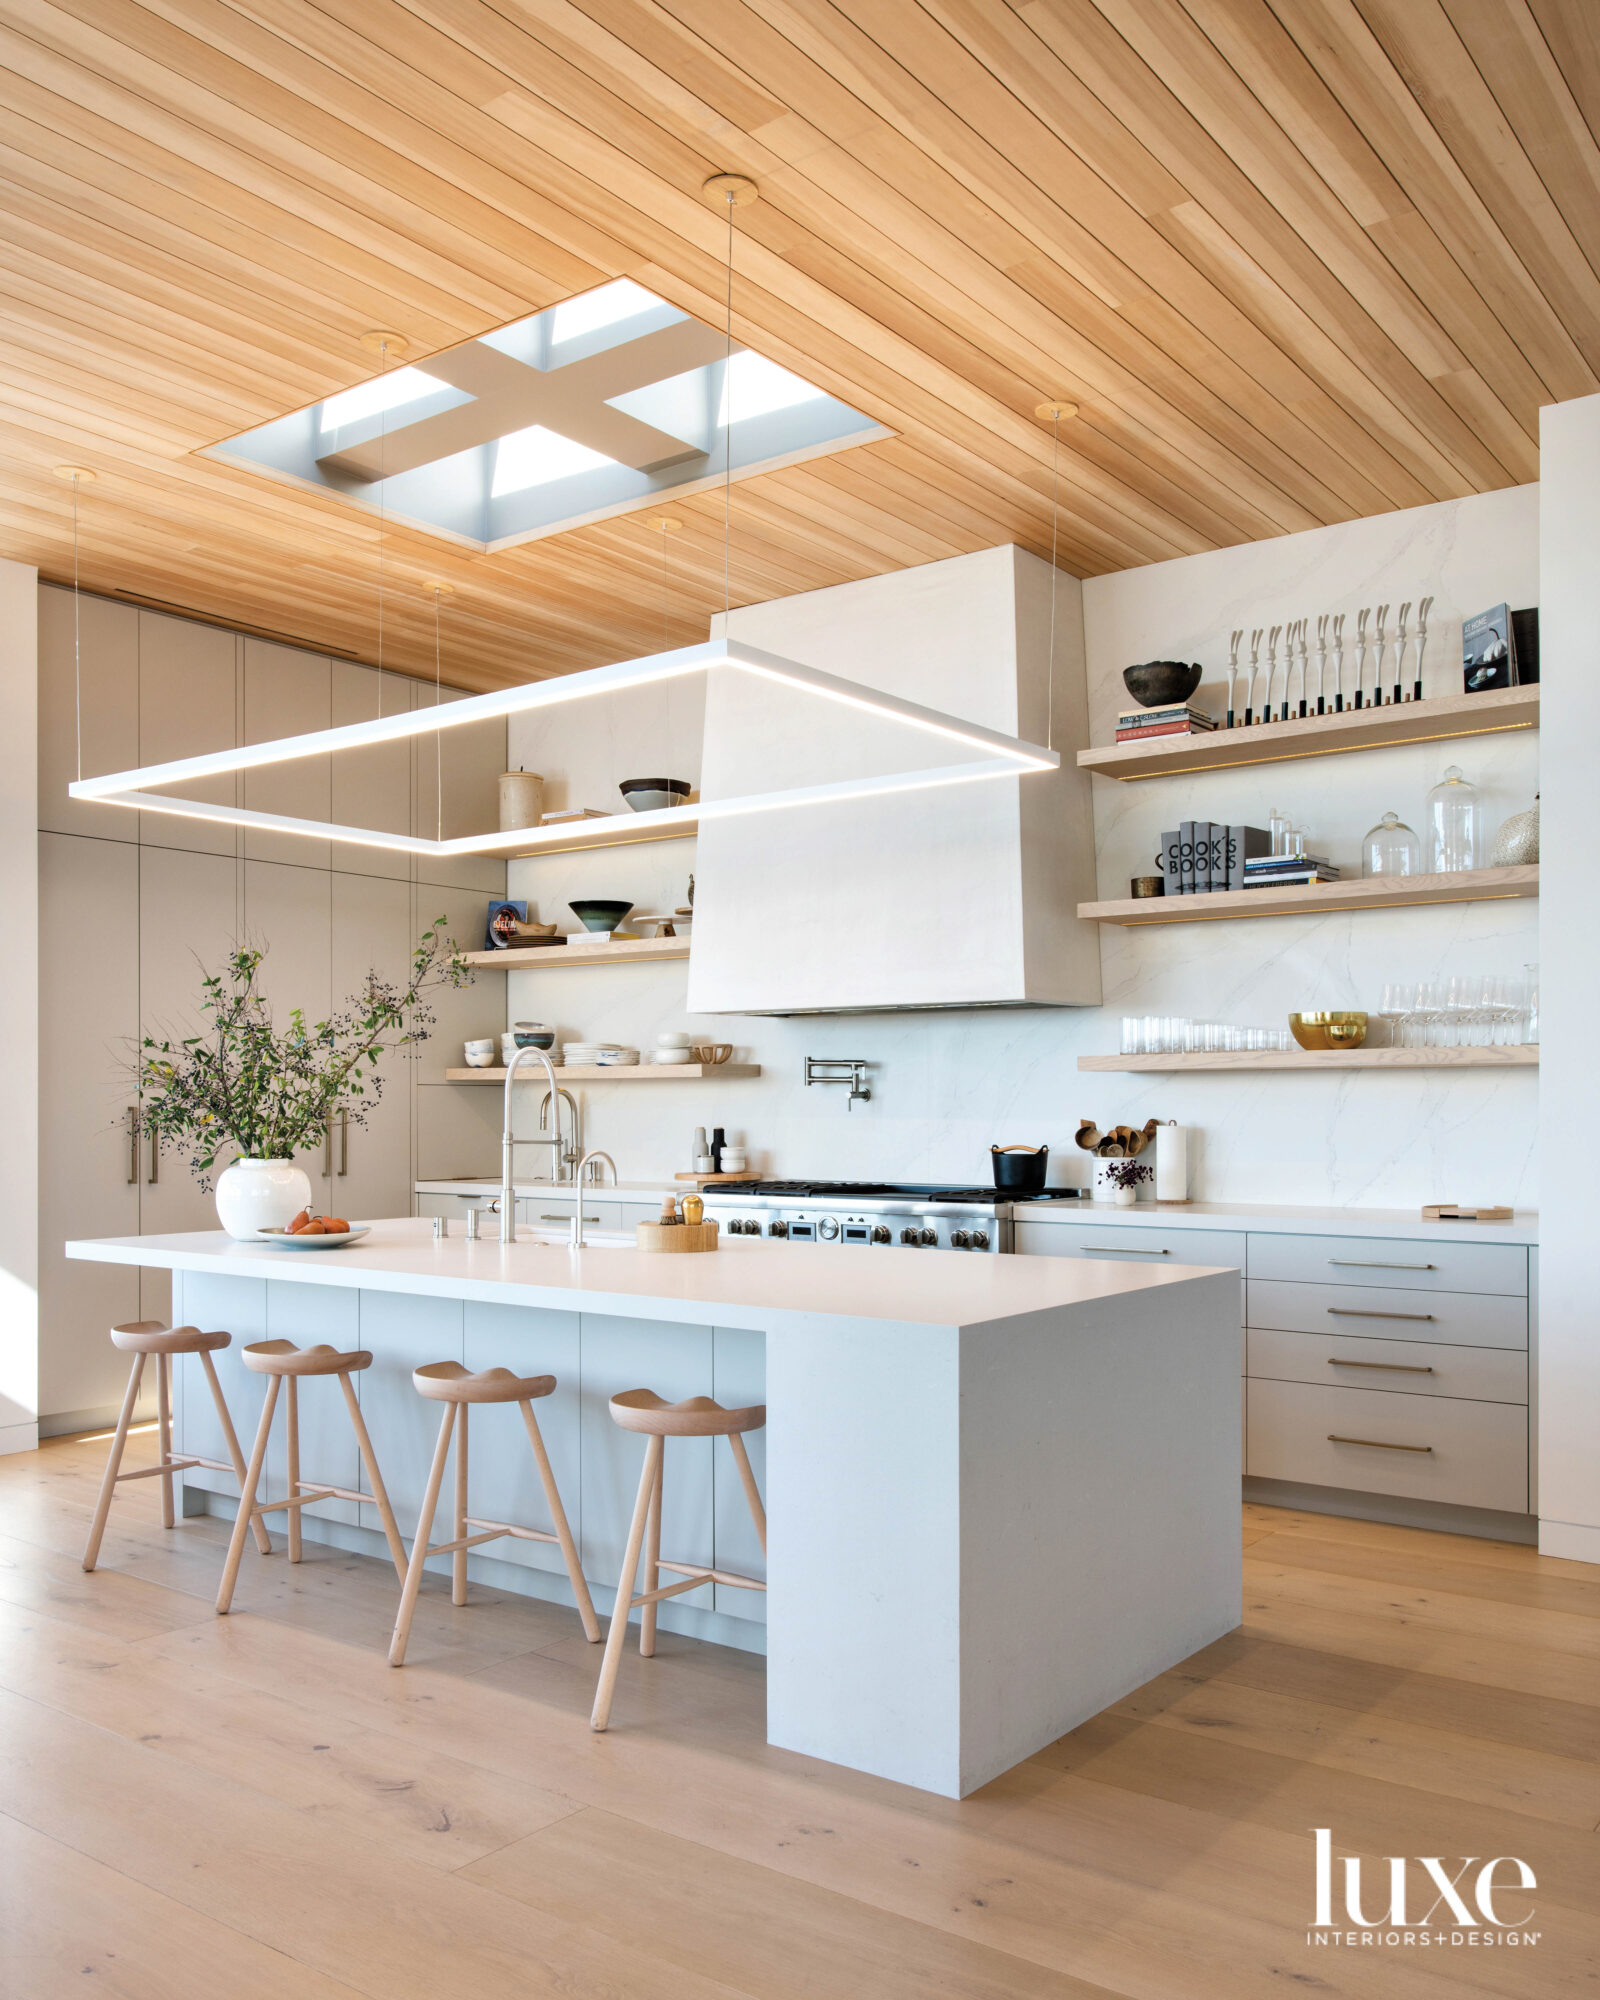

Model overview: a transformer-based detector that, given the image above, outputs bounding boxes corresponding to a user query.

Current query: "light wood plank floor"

[0,1430,1593,1999]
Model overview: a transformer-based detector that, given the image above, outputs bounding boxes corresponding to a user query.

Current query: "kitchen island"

[67,1220,1241,1797]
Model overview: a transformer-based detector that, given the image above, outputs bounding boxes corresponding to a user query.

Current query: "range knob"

[970,1229,990,1250]
[918,1226,938,1246]
[871,1225,891,1243]
[950,1229,971,1249]
[900,1226,920,1245]
[767,1219,788,1238]
[818,1216,840,1240]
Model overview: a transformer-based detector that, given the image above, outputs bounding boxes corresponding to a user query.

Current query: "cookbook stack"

[1242,853,1341,889]
[1115,703,1214,743]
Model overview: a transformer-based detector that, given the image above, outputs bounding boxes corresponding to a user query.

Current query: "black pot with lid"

[991,1144,1048,1192]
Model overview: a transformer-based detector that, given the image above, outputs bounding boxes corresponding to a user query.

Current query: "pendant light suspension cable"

[72,471,82,782]
[722,189,735,633]
[1034,400,1079,755]
[425,580,453,844]
[377,337,389,717]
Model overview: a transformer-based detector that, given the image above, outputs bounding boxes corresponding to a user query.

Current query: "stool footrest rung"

[114,1457,205,1482]
[251,1487,340,1515]
[421,1528,507,1559]
[656,1558,766,1592]
[464,1515,558,1546]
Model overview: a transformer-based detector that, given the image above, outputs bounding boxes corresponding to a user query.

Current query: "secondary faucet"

[568,1150,617,1247]
[500,1046,564,1244]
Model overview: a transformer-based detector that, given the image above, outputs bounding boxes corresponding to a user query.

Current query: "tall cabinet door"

[331,664,412,881]
[138,611,238,857]
[243,639,330,869]
[330,871,415,1220]
[242,859,332,1201]
[138,845,243,1322]
[38,586,140,840]
[39,833,141,1426]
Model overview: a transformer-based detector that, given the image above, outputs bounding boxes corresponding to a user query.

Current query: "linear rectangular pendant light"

[68,639,1058,856]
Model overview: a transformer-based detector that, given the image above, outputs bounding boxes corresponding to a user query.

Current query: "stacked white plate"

[563,1043,640,1067]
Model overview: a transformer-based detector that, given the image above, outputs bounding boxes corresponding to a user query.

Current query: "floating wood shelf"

[463,937,690,969]
[1080,864,1538,925]
[1078,685,1539,782]
[446,1062,757,1084]
[1079,1046,1538,1073]
[508,811,699,857]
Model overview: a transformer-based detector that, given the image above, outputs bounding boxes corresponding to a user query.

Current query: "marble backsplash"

[509,484,1540,1209]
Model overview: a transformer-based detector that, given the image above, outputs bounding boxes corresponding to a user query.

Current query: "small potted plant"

[134,917,470,1238]
[1098,1157,1153,1208]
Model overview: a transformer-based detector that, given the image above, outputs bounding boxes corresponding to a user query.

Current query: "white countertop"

[1012,1199,1538,1245]
[67,1218,1230,1333]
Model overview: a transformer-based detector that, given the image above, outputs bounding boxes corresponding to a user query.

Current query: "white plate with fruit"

[260,1210,370,1250]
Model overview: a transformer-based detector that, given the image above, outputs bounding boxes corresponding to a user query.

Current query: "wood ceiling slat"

[0,0,1591,690]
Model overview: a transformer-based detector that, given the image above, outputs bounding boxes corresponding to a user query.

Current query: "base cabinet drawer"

[1246,1233,1526,1295]
[1013,1222,1246,1272]
[1247,1279,1526,1350]
[1247,1326,1526,1404]
[1246,1379,1528,1513]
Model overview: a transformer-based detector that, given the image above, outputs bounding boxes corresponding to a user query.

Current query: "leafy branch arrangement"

[1102,1158,1152,1191]
[135,917,471,1189]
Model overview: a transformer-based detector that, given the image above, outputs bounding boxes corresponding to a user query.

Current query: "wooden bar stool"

[83,1320,272,1573]
[590,1389,767,1733]
[216,1340,407,1614]
[389,1363,599,1666]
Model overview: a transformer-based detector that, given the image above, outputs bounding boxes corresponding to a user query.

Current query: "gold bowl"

[1289,1011,1369,1051]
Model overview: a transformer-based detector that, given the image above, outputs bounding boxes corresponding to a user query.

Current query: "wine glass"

[1443,973,1478,1047]
[1377,980,1411,1048]
[1412,980,1441,1049]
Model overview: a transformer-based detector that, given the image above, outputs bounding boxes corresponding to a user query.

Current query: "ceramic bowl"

[1122,660,1203,707]
[650,1049,692,1064]
[1289,1011,1369,1050]
[513,1023,555,1049]
[570,899,634,932]
[656,1031,694,1048]
[464,1050,498,1067]
[619,777,691,813]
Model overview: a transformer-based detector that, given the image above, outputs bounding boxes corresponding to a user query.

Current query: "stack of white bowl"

[464,1038,497,1068]
[651,1032,694,1066]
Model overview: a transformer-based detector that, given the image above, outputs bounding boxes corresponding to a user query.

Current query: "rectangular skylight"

[551,279,666,344]
[318,366,451,433]
[719,352,827,425]
[491,424,620,497]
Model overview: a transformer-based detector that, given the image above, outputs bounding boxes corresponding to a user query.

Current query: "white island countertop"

[68,1218,1224,1332]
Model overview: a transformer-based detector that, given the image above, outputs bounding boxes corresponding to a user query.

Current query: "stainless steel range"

[701,1181,1088,1252]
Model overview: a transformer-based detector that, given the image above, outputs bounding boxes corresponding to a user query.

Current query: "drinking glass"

[1121,1016,1140,1055]
[1412,980,1441,1049]
[1377,979,1411,1048]
[1524,963,1539,1045]
[1140,1015,1162,1055]
[1443,973,1477,1047]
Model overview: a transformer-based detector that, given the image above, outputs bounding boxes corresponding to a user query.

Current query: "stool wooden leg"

[389,1403,455,1668]
[340,1374,408,1584]
[82,1353,145,1572]
[217,1375,279,1613]
[590,1433,662,1732]
[640,1444,663,1658]
[728,1434,767,1555]
[517,1401,600,1643]
[285,1376,302,1564]
[155,1353,176,1530]
[453,1403,469,1608]
[198,1348,273,1556]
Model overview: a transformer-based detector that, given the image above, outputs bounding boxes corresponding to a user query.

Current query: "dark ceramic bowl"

[619,777,692,813]
[1123,660,1203,708]
[569,899,634,933]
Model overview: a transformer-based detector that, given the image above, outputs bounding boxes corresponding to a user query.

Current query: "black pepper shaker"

[710,1126,725,1173]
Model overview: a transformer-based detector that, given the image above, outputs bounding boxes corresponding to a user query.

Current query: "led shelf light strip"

[68,638,1058,857]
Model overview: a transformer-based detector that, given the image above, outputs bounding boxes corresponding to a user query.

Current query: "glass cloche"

[1425,764,1482,873]
[1363,811,1421,878]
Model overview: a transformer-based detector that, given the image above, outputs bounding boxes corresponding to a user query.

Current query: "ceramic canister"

[498,770,545,831]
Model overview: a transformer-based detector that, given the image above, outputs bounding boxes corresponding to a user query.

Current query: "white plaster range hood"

[687,546,1102,1015]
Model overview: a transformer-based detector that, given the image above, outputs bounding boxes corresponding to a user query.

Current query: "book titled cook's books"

[1178,819,1197,893]
[1226,825,1272,892]
[1116,703,1214,729]
[1462,603,1517,693]
[1160,829,1182,893]
[1204,821,1226,893]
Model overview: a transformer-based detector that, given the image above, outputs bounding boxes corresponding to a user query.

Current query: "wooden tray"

[674,1170,756,1184]
[636,1220,720,1253]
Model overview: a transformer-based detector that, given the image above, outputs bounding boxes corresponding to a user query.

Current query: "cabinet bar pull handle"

[541,1212,600,1222]
[1328,1258,1436,1270]
[338,1109,348,1177]
[1080,1244,1170,1255]
[127,1106,140,1185]
[1326,1307,1436,1321]
[1327,1434,1434,1453]
[1328,1357,1435,1373]
[323,1118,332,1179]
[147,1128,159,1185]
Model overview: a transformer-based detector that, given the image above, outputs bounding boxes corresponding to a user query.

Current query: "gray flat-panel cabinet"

[331,663,412,881]
[138,611,238,856]
[331,870,418,1221]
[38,585,139,841]
[38,833,141,1424]
[243,638,331,869]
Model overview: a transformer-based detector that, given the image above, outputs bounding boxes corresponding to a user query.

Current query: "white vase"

[214,1157,312,1240]
[1113,1187,1138,1208]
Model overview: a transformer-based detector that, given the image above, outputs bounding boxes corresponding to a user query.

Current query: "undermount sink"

[520,1228,636,1249]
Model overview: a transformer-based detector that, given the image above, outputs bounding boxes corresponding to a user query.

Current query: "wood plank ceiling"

[1,0,1596,692]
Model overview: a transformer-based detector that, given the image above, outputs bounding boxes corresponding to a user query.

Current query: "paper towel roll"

[1155,1122,1188,1203]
